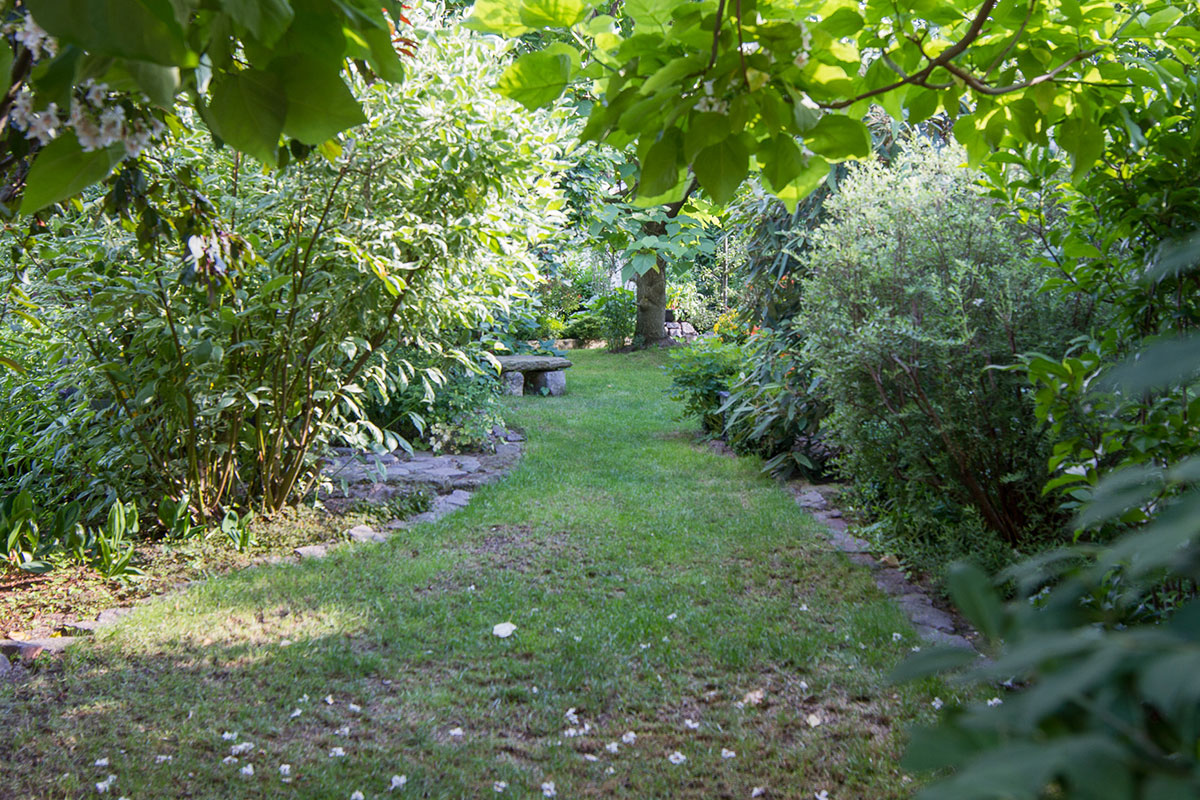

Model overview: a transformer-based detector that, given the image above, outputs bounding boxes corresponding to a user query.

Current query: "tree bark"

[635,255,668,344]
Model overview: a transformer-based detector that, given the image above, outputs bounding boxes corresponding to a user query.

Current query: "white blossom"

[606,741,619,754]
[329,747,346,757]
[931,697,944,710]
[240,764,254,777]
[95,774,117,794]
[722,748,736,759]
[351,792,365,800]
[279,764,292,777]
[389,774,408,790]
[621,731,637,744]
[668,751,687,765]
[493,781,508,793]
[541,781,557,798]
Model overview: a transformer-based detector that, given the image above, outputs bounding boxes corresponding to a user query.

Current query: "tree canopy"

[470,0,1199,208]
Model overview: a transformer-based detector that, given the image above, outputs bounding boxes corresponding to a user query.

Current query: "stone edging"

[792,485,976,651]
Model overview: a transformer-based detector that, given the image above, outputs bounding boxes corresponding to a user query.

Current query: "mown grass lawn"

[1,349,948,800]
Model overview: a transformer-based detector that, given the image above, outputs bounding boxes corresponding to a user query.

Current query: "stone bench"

[496,355,572,397]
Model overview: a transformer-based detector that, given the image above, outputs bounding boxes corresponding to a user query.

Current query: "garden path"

[1,349,949,800]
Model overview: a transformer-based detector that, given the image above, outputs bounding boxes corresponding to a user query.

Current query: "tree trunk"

[635,258,667,344]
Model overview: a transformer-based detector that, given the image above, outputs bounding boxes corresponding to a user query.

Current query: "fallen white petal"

[222,756,239,765]
[541,781,557,798]
[721,748,736,759]
[222,731,238,741]
[668,751,687,764]
[329,747,346,757]
[336,725,351,737]
[806,713,822,727]
[290,708,302,719]
[449,727,464,738]
[389,774,408,790]
[751,788,767,798]
[584,754,599,762]
[667,612,677,620]
[279,764,292,777]
[684,718,700,730]
[621,731,637,744]
[240,764,254,777]
[155,754,172,763]
[494,780,508,792]
[324,695,335,705]
[348,703,362,713]
[94,758,110,767]
[492,622,517,638]
[351,792,364,800]
[606,742,619,753]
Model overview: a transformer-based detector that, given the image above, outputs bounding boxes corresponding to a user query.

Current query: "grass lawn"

[1,349,950,799]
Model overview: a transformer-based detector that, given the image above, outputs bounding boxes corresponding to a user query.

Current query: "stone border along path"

[0,427,527,681]
[792,484,977,651]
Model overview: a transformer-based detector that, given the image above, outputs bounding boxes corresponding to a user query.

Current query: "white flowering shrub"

[0,18,577,530]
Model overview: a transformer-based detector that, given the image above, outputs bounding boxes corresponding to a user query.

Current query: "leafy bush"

[797,142,1078,572]
[563,311,607,343]
[591,288,636,351]
[666,340,745,433]
[0,19,577,568]
[722,324,833,479]
[363,351,505,454]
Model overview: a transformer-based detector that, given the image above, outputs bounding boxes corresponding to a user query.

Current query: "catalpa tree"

[469,0,1196,209]
[0,0,411,214]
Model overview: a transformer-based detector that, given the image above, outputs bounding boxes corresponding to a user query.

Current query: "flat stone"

[874,568,914,595]
[295,544,330,559]
[455,457,481,473]
[495,355,573,373]
[914,625,973,649]
[501,371,524,396]
[348,525,388,544]
[444,489,472,507]
[528,370,566,396]
[829,529,872,553]
[825,509,843,519]
[23,637,78,654]
[0,653,9,677]
[504,431,525,443]
[423,467,468,479]
[796,489,828,510]
[382,518,409,530]
[846,553,876,567]
[898,598,957,632]
[819,515,850,533]
[97,607,134,626]
[495,442,521,458]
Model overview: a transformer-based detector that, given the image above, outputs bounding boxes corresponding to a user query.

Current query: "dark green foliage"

[721,323,832,480]
[562,311,607,343]
[665,340,745,433]
[591,288,636,351]
[797,143,1078,569]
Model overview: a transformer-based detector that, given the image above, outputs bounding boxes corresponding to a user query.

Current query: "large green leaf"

[126,61,180,107]
[946,562,1004,640]
[207,68,286,164]
[804,114,871,161]
[518,0,586,29]
[497,47,574,110]
[638,128,683,198]
[1057,115,1104,179]
[624,0,674,30]
[218,0,294,46]
[760,134,806,193]
[27,0,194,66]
[273,56,366,145]
[19,135,124,214]
[465,0,531,36]
[774,156,829,213]
[693,136,749,204]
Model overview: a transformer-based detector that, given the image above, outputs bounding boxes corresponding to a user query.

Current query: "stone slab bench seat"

[495,354,573,397]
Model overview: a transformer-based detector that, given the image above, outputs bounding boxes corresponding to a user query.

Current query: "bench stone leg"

[501,371,525,396]
[528,369,566,396]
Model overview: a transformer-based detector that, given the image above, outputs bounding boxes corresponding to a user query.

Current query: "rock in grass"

[347,525,387,544]
[294,544,330,560]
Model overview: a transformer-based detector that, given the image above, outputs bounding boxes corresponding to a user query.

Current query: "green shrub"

[0,20,577,568]
[591,288,636,351]
[722,324,833,480]
[563,311,607,342]
[797,142,1079,570]
[666,340,745,433]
